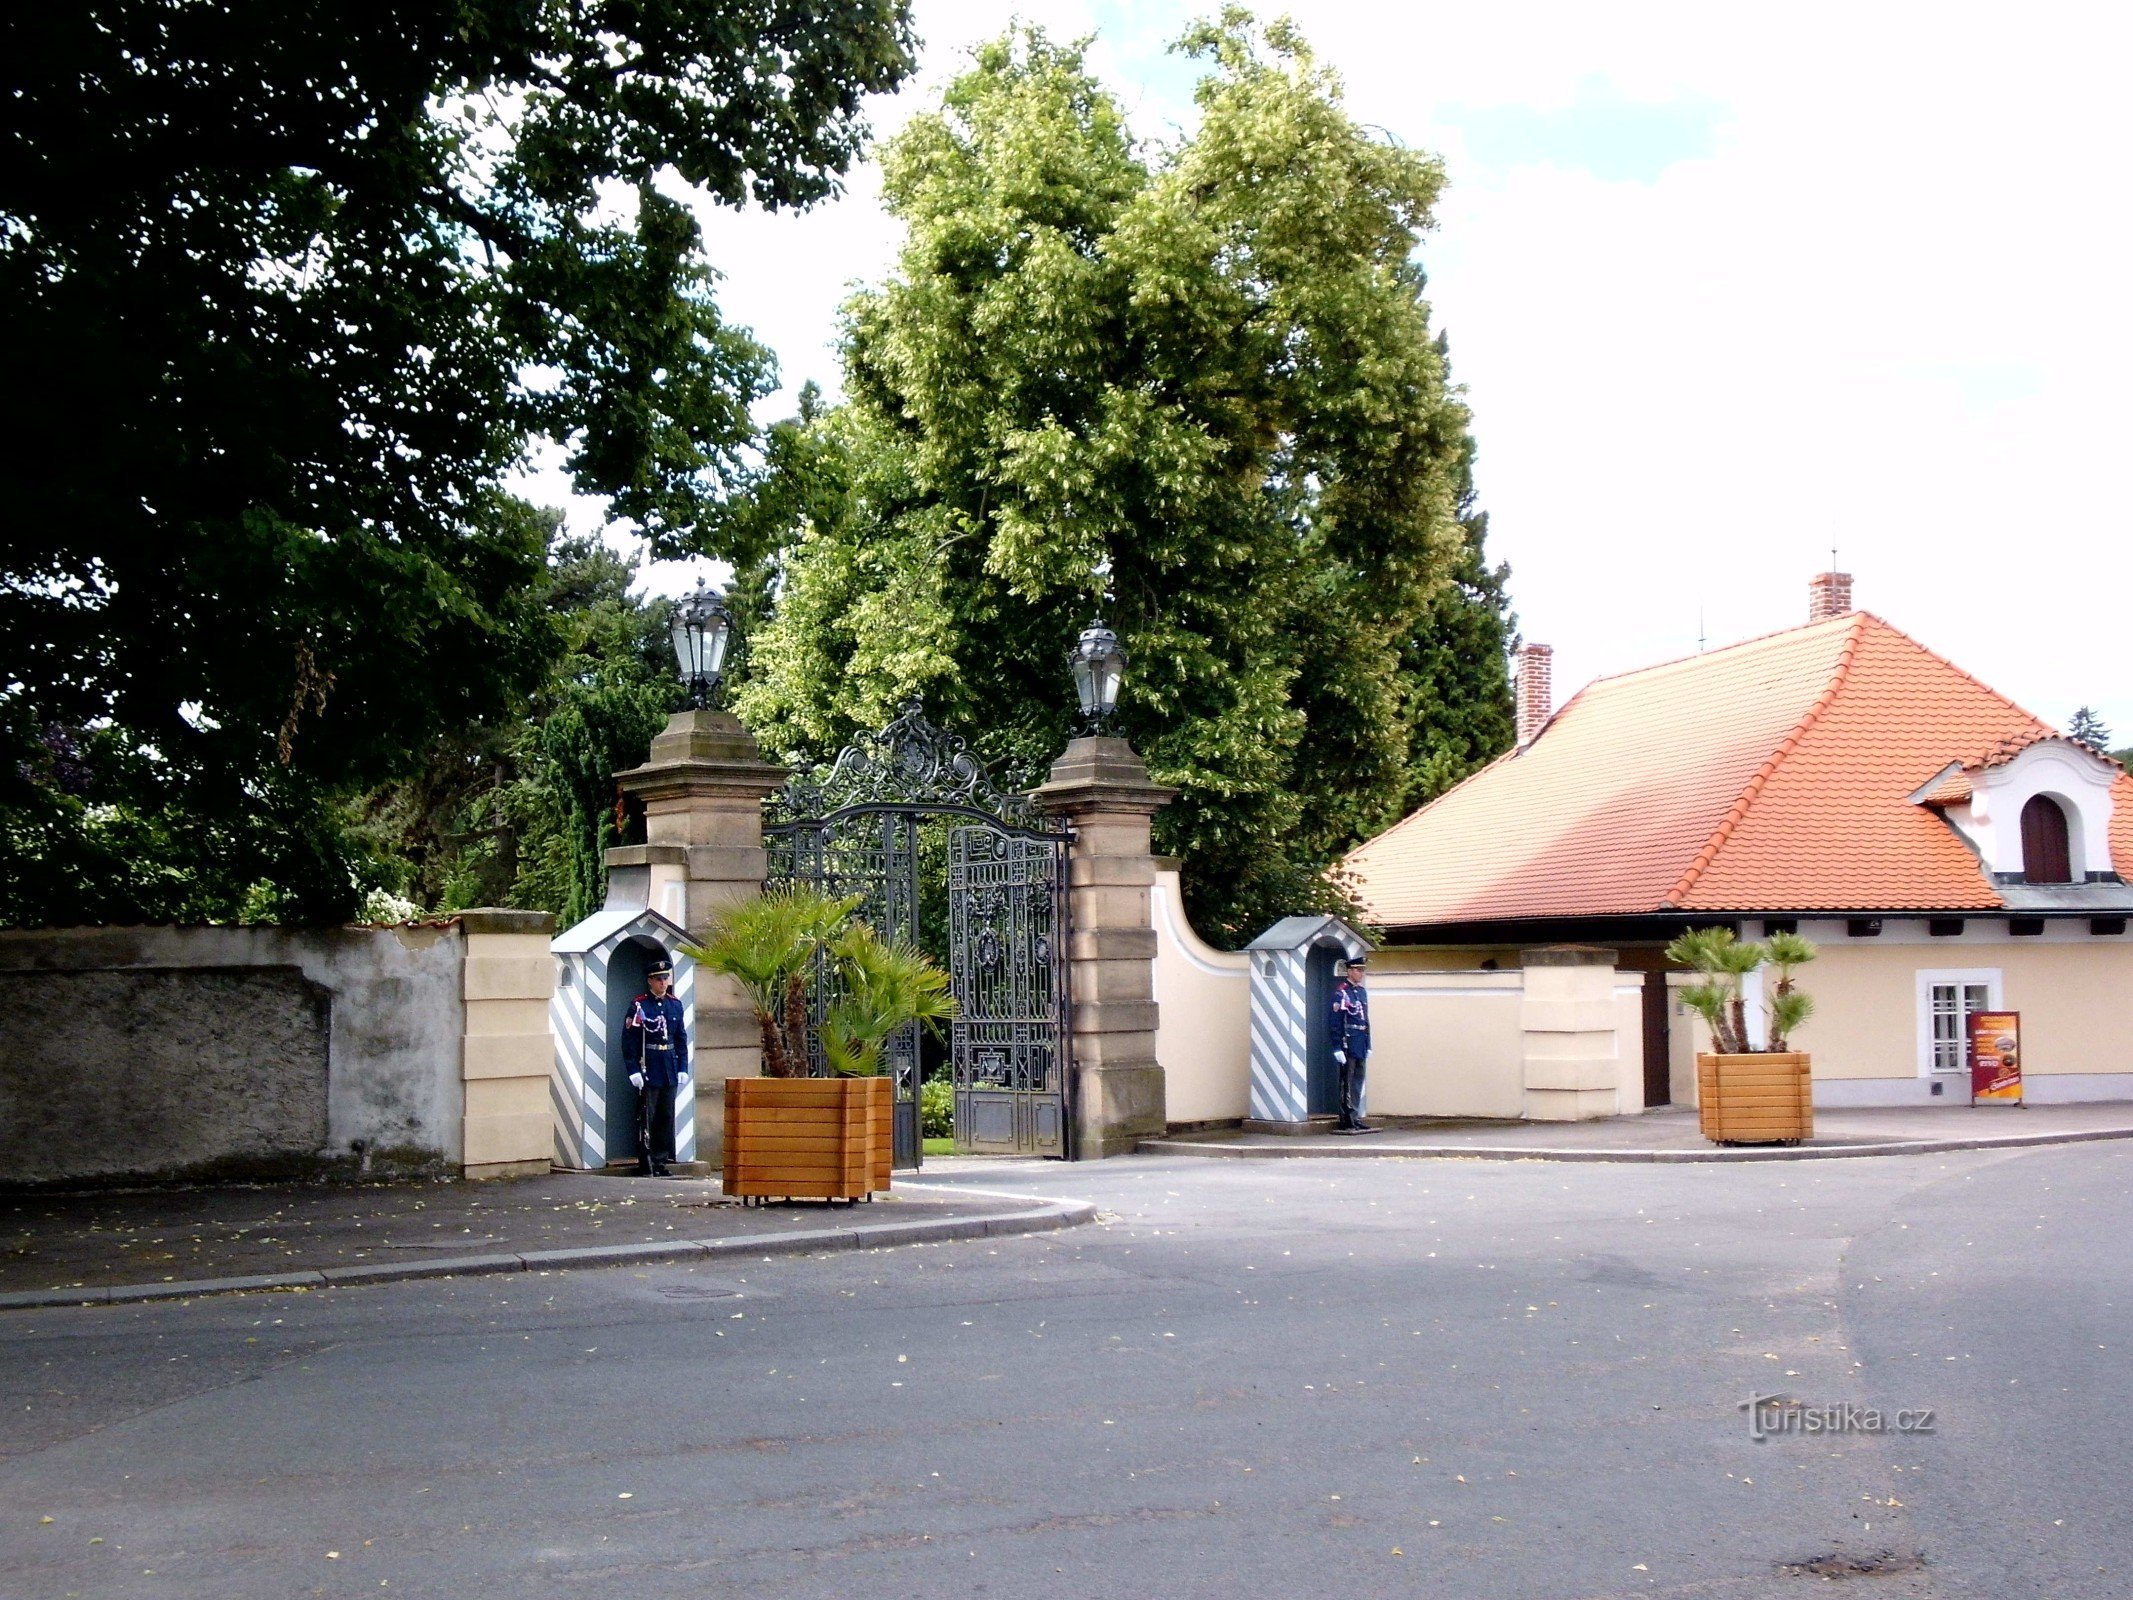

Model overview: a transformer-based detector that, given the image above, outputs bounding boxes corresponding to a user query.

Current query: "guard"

[1330,952,1374,1133]
[624,956,689,1176]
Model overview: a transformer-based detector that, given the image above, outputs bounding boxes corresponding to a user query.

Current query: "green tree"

[352,524,681,925]
[2069,706,2112,751]
[731,16,1514,944]
[1,1,915,925]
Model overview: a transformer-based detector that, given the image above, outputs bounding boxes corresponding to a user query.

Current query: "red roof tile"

[1345,612,2133,924]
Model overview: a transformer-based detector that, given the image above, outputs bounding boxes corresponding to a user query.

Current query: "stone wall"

[0,912,553,1186]
[0,965,331,1184]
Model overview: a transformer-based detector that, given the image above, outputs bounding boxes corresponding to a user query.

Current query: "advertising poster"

[1968,1011,2022,1103]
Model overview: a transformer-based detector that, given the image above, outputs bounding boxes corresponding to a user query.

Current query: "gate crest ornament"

[765,698,1058,832]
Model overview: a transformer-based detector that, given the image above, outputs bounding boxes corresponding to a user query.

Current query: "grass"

[922,1136,957,1156]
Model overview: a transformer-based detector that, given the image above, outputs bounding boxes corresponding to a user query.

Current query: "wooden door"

[1641,972,1672,1107]
[2020,794,2072,883]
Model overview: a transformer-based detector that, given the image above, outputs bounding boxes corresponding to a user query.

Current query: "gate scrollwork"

[763,699,1071,1164]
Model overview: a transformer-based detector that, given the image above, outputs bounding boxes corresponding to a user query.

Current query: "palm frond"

[820,923,958,1077]
[682,886,861,1075]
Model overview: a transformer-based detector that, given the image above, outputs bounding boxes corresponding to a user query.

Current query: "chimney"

[1515,643,1553,746]
[1808,571,1853,623]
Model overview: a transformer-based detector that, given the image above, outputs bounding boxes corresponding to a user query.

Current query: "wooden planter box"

[1697,1052,1813,1144]
[723,1075,893,1202]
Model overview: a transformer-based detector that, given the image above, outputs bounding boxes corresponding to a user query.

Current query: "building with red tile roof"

[1343,578,2133,1112]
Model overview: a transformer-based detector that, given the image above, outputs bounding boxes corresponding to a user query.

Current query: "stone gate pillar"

[609,710,786,1154]
[1032,735,1175,1159]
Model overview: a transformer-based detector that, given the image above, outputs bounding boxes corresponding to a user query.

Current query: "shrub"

[920,1075,954,1140]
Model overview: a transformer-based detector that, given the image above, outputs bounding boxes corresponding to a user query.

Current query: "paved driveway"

[3,1146,2127,1598]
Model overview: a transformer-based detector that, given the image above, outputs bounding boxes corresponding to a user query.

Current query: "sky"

[526,0,2133,741]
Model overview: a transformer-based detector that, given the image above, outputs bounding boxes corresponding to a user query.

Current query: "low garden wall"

[0,911,553,1186]
[1151,864,1644,1125]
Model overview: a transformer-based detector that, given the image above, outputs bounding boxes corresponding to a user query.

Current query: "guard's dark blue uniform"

[1330,974,1371,1130]
[624,987,689,1174]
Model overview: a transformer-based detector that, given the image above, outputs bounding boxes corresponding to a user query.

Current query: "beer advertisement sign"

[1968,1011,2022,1104]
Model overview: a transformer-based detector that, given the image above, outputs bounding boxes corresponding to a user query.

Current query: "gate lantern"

[670,577,734,709]
[1070,619,1126,733]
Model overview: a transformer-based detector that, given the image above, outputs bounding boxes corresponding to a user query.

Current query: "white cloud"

[526,0,2133,740]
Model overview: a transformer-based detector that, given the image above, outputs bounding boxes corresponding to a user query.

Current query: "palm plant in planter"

[687,887,956,1201]
[1665,927,1818,1144]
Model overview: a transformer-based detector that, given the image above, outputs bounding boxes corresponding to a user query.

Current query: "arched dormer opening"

[2020,793,2074,883]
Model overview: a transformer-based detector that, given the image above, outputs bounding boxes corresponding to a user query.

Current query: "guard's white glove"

[678,1069,690,1083]
[629,1071,646,1091]
[1332,1049,1346,1065]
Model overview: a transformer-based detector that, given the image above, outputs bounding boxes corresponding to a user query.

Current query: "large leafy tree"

[733,16,1514,944]
[0,1,915,924]
[352,523,680,926]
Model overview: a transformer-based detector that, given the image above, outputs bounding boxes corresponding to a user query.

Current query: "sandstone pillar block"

[1032,736,1175,1159]
[1519,945,1622,1121]
[610,710,787,1157]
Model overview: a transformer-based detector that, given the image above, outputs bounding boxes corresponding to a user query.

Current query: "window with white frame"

[1915,969,2003,1076]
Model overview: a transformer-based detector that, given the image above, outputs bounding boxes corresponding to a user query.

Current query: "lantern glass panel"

[699,609,731,677]
[670,609,699,681]
[1073,654,1100,718]
[1096,655,1122,712]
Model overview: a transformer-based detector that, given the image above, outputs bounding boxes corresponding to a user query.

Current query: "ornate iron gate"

[764,701,1071,1167]
[949,826,1067,1156]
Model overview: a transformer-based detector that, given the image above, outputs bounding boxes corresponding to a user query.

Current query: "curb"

[0,1188,1096,1313]
[1139,1124,2133,1165]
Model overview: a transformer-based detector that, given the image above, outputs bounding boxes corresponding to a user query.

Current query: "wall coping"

[452,909,555,936]
[1521,944,1620,967]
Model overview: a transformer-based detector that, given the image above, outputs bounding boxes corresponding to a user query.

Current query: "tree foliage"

[2069,706,2112,751]
[351,526,681,928]
[0,1,915,924]
[730,16,1514,944]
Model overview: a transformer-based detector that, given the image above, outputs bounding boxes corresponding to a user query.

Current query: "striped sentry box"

[1245,914,1371,1125]
[550,906,698,1169]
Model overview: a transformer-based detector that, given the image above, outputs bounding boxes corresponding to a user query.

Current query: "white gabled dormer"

[1920,737,2121,885]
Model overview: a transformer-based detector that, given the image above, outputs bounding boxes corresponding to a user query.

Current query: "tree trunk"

[778,972,811,1078]
[756,1013,789,1079]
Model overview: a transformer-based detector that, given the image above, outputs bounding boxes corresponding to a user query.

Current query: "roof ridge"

[1663,611,1868,908]
[1853,612,2058,746]
[1578,611,1858,691]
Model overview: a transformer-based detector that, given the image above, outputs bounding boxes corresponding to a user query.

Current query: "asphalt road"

[2,1145,2128,1599]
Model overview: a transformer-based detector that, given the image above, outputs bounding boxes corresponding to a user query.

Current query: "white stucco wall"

[1367,971,1526,1117]
[1151,883,1655,1124]
[1150,867,1252,1124]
